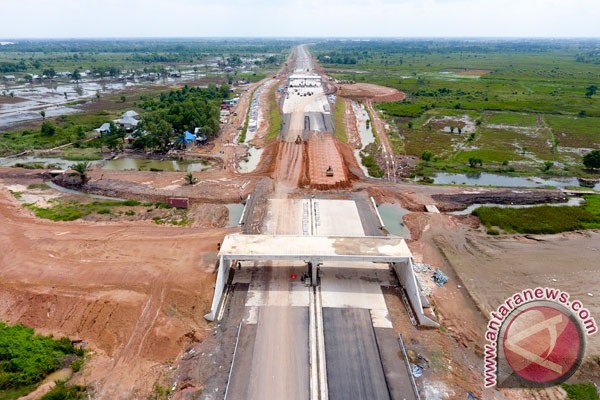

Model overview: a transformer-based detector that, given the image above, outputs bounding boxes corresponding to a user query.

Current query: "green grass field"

[473,195,600,234]
[314,40,600,175]
[266,84,283,142]
[333,98,347,142]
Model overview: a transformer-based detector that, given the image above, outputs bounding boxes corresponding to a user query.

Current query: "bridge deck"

[219,234,412,263]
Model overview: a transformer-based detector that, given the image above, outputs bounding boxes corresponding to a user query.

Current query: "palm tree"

[40,110,46,120]
[71,161,91,184]
[184,172,197,185]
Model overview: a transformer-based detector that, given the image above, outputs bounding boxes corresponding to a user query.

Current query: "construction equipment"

[326,166,334,177]
[295,135,303,144]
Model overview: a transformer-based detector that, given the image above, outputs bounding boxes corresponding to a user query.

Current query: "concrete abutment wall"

[392,260,439,328]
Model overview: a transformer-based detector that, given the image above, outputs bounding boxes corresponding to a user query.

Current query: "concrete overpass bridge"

[205,233,437,329]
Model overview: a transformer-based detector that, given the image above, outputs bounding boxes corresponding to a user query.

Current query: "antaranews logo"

[484,287,598,388]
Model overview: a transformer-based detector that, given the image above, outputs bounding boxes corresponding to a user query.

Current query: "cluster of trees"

[226,55,243,67]
[0,322,83,391]
[131,84,229,153]
[575,51,600,64]
[316,53,357,65]
[0,60,27,73]
[90,65,121,77]
[583,150,600,169]
[468,157,483,167]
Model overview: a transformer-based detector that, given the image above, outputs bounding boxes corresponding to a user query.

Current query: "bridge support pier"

[204,256,231,321]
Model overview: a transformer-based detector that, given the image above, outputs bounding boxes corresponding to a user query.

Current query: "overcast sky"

[2,0,600,39]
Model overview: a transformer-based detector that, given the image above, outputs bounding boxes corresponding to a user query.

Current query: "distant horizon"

[3,0,600,39]
[2,36,600,41]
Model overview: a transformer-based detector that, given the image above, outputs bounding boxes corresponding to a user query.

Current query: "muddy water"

[0,155,210,172]
[352,101,376,147]
[433,172,600,191]
[0,156,74,169]
[238,147,263,173]
[41,367,72,384]
[377,203,411,238]
[352,101,377,178]
[100,157,208,172]
[243,84,267,143]
[226,204,244,227]
[450,197,585,216]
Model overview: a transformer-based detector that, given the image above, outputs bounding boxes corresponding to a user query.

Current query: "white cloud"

[1,0,599,38]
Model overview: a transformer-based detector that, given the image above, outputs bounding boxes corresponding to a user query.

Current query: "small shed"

[94,123,111,136]
[167,197,189,209]
[174,131,197,148]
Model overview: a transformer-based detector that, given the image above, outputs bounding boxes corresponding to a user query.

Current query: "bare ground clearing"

[336,83,406,102]
[0,184,231,399]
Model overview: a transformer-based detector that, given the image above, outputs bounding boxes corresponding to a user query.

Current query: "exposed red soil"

[336,83,406,102]
[0,185,234,398]
[306,134,349,189]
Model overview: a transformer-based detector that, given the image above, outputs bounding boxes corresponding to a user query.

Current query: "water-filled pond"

[226,204,245,227]
[1,155,210,172]
[432,172,600,191]
[100,157,209,172]
[377,203,411,238]
[352,101,377,178]
[0,156,75,169]
[451,197,585,216]
[238,147,263,173]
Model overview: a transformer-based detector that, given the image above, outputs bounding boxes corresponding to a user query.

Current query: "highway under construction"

[207,45,431,400]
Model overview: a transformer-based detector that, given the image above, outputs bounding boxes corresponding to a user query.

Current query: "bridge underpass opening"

[204,234,438,327]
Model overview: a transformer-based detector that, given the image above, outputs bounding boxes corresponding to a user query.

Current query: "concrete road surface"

[226,306,310,400]
[323,307,391,400]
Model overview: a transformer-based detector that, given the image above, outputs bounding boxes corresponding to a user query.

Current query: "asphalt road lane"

[323,307,391,400]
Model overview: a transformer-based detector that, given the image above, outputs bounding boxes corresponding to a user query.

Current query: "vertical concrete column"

[205,256,231,321]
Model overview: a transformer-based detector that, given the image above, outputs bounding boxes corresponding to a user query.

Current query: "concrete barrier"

[392,259,439,328]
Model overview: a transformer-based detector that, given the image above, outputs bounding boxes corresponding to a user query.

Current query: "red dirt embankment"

[0,186,229,398]
[306,135,349,189]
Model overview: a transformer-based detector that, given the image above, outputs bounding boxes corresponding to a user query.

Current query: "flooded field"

[0,74,204,129]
